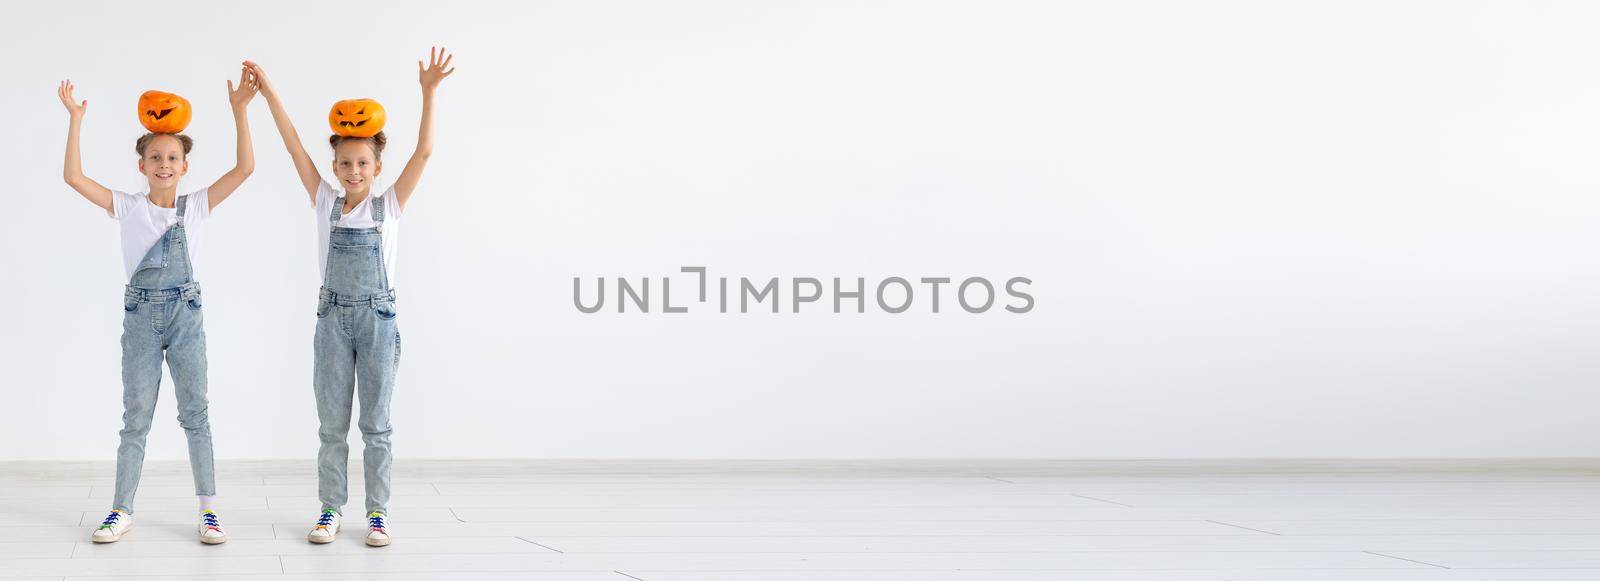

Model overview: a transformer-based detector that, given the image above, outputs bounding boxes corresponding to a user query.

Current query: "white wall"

[4,0,1599,460]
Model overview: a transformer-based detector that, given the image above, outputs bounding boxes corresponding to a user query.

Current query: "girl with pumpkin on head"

[244,47,454,548]
[58,66,258,546]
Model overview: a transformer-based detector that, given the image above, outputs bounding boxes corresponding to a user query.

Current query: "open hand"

[419,46,455,92]
[58,80,86,118]
[228,65,258,110]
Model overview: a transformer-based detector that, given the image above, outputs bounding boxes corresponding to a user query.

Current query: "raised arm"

[207,66,258,210]
[58,80,114,214]
[244,60,321,203]
[393,47,455,210]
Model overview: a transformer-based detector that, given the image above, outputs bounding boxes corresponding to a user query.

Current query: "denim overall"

[115,194,216,513]
[314,194,400,515]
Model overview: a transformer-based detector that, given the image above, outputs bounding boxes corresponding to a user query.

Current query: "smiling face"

[328,99,386,138]
[331,139,382,195]
[137,91,192,134]
[137,134,189,190]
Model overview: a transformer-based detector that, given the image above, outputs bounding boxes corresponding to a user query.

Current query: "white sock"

[198,496,216,514]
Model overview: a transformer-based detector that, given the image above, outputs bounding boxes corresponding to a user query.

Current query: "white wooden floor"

[5,459,1600,580]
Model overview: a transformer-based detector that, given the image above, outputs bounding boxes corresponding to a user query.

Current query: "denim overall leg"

[314,195,399,515]
[114,195,216,513]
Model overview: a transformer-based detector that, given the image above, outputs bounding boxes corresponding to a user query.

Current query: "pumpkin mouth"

[146,107,177,120]
[337,119,369,128]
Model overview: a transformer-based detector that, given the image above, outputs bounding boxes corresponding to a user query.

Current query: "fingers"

[427,46,453,68]
[228,79,235,93]
[238,65,257,92]
[242,62,271,94]
[420,47,455,79]
[243,61,267,80]
[58,80,83,111]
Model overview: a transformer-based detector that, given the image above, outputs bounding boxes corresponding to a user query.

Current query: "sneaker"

[306,509,340,544]
[365,511,391,547]
[90,510,132,543]
[198,510,227,544]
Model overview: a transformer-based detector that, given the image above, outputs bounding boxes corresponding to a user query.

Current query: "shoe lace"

[316,510,336,526]
[202,511,220,528]
[368,512,386,530]
[98,512,122,529]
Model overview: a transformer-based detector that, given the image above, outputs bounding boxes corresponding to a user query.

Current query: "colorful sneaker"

[90,510,132,543]
[198,510,227,544]
[365,511,391,547]
[306,509,340,544]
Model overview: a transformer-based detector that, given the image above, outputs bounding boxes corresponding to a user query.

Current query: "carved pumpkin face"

[137,90,192,134]
[328,99,386,138]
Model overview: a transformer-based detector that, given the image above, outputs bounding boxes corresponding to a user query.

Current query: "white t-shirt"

[314,180,403,287]
[110,189,210,281]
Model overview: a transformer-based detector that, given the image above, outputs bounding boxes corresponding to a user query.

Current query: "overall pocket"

[373,299,398,320]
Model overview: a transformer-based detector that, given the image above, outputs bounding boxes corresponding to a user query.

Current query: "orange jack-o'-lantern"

[328,99,386,138]
[137,90,192,134]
